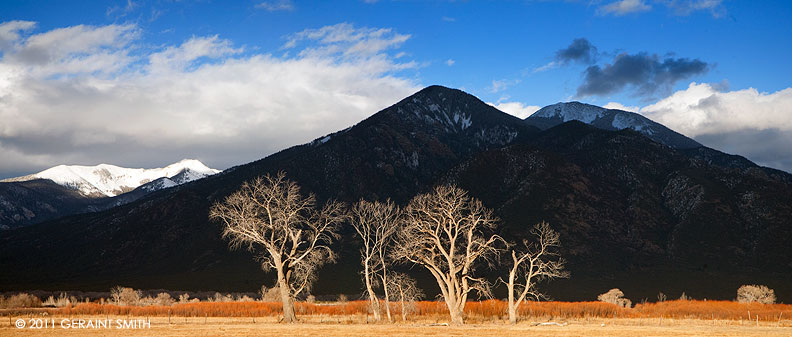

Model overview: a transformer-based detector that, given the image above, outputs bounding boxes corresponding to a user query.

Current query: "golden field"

[1,315,790,337]
[1,300,791,336]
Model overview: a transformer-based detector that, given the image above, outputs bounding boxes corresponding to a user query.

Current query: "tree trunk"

[399,286,407,321]
[508,303,518,324]
[277,266,297,323]
[507,262,518,324]
[449,309,465,325]
[363,262,381,321]
[381,273,392,322]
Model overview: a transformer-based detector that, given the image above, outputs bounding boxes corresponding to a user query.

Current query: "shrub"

[155,293,174,306]
[5,293,42,308]
[737,285,776,304]
[110,286,142,306]
[43,293,73,307]
[598,288,632,308]
[337,294,348,303]
[260,286,280,302]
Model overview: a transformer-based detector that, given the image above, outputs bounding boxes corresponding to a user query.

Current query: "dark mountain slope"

[1,86,790,303]
[0,180,108,230]
[444,121,792,300]
[0,85,537,292]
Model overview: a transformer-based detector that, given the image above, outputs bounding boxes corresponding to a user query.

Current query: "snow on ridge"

[531,102,607,124]
[2,159,221,197]
[611,112,654,134]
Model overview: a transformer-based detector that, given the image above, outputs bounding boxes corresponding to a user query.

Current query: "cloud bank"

[640,82,792,171]
[0,21,420,178]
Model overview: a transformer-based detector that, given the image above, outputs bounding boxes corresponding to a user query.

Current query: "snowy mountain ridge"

[530,101,608,124]
[525,101,701,149]
[1,159,220,197]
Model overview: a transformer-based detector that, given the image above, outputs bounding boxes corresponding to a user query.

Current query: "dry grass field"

[2,300,791,336]
[1,315,790,337]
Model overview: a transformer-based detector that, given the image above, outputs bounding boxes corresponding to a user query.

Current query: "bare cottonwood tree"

[505,222,568,324]
[387,272,424,321]
[209,172,345,323]
[394,185,503,325]
[350,199,400,322]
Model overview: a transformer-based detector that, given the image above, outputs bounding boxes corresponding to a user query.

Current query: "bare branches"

[350,199,400,321]
[506,221,568,324]
[393,185,504,325]
[209,171,343,323]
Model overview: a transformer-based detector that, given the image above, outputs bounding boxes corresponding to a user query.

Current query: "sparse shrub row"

[36,299,791,322]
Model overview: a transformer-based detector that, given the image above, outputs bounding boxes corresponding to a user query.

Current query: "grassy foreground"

[1,315,790,337]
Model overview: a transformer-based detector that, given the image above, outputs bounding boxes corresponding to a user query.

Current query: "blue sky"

[1,0,791,176]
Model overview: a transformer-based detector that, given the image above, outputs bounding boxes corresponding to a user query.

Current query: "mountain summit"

[525,101,702,149]
[2,159,220,198]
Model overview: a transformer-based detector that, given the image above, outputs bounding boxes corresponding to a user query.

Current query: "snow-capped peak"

[529,101,607,124]
[1,159,221,197]
[525,101,702,149]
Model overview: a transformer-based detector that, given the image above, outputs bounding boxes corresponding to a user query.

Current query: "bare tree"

[350,199,400,322]
[209,172,345,323]
[394,185,503,325]
[504,222,568,324]
[387,272,424,321]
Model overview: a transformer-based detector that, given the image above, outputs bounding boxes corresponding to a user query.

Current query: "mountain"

[0,86,790,303]
[2,159,220,198]
[525,102,702,149]
[0,159,220,229]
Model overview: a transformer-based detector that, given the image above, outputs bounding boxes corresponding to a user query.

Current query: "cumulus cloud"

[597,0,651,16]
[489,101,540,119]
[255,0,295,12]
[445,59,455,66]
[577,52,708,98]
[0,21,420,178]
[639,82,792,172]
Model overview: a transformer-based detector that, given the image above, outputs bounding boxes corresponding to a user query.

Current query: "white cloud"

[637,82,792,171]
[489,101,540,119]
[3,23,139,76]
[0,21,420,177]
[666,0,725,17]
[640,82,792,137]
[489,79,520,94]
[533,61,557,73]
[597,0,651,16]
[0,20,36,50]
[445,59,455,66]
[147,35,241,73]
[284,23,411,61]
[255,0,295,12]
[603,102,639,112]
